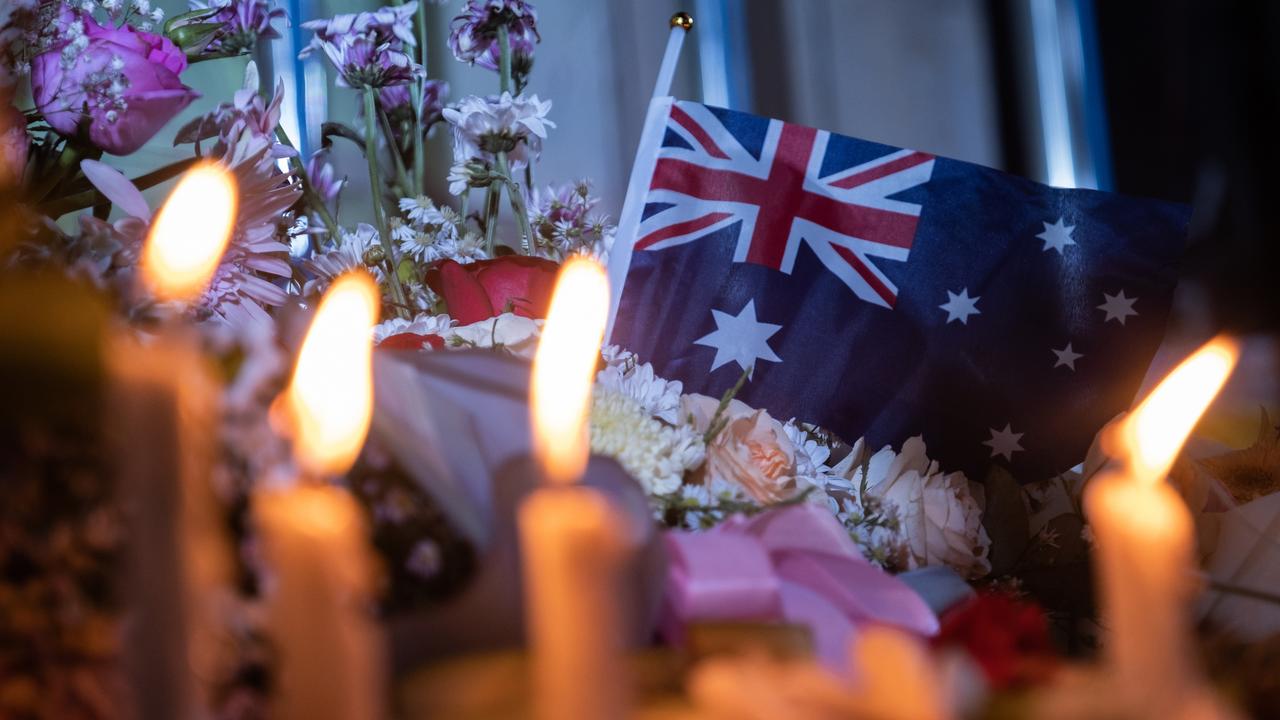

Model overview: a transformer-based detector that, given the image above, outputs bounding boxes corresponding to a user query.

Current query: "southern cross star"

[1098,290,1138,325]
[1052,342,1083,371]
[939,288,981,324]
[694,299,783,378]
[984,423,1024,461]
[1036,217,1077,254]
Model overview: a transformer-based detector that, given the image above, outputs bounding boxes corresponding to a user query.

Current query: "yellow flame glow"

[142,163,238,302]
[282,272,380,477]
[530,257,610,485]
[1119,336,1239,485]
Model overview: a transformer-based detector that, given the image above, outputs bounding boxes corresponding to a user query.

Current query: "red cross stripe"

[636,102,935,308]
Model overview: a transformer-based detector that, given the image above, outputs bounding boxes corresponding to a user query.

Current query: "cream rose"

[681,394,799,504]
[851,436,992,578]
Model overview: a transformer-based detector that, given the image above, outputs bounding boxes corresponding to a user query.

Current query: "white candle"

[522,257,634,720]
[254,484,384,720]
[1085,337,1238,714]
[256,271,384,720]
[113,163,239,719]
[109,330,231,720]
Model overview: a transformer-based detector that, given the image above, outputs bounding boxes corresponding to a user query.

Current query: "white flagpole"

[605,13,693,339]
[653,13,694,100]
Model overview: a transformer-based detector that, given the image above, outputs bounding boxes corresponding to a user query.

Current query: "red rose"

[378,332,444,350]
[425,257,559,325]
[933,592,1058,689]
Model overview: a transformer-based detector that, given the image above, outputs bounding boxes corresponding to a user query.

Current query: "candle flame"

[142,163,238,302]
[531,257,610,485]
[282,272,380,477]
[1119,336,1239,485]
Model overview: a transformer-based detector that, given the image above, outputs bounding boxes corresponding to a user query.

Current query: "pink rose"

[682,394,798,503]
[31,15,199,156]
[0,102,27,188]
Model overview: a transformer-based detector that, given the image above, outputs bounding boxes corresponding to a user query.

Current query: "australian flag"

[607,99,1189,482]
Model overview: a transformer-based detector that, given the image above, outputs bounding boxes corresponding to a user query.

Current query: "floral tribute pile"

[2,1,1278,718]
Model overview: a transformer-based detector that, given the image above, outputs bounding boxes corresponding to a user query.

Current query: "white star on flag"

[939,288,981,324]
[694,299,783,378]
[1052,342,1083,370]
[1036,217,1077,254]
[984,423,1024,460]
[1097,290,1138,324]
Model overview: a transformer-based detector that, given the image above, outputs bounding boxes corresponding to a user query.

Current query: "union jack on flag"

[609,99,1190,482]
[635,102,935,308]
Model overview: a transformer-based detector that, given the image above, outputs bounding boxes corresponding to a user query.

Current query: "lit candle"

[521,257,636,720]
[254,271,385,720]
[141,163,238,304]
[113,163,238,720]
[1085,337,1239,713]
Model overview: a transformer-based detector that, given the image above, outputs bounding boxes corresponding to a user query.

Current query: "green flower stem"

[413,0,429,192]
[498,24,512,94]
[273,127,340,241]
[481,181,500,255]
[29,144,83,204]
[495,151,534,254]
[364,85,410,317]
[376,105,412,196]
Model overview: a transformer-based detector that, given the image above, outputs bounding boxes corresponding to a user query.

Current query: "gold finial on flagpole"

[670,12,694,31]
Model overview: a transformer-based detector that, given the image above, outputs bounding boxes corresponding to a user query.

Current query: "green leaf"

[982,464,1030,577]
[168,22,223,53]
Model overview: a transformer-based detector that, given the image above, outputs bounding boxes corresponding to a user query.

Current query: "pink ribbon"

[662,503,940,670]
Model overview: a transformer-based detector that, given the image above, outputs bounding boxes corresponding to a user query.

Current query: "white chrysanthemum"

[443,92,555,170]
[595,361,684,425]
[601,344,637,369]
[446,161,471,196]
[389,217,416,244]
[783,421,835,494]
[590,388,704,497]
[398,195,439,224]
[373,313,455,343]
[304,223,383,294]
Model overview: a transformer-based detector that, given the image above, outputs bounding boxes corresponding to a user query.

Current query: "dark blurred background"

[120,0,1277,339]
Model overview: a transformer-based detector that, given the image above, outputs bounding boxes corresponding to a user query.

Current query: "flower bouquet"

[2,1,1279,719]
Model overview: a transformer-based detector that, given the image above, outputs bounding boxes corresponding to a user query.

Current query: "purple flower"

[182,0,285,55]
[528,180,613,259]
[300,3,421,89]
[31,13,198,155]
[421,79,449,124]
[174,62,294,159]
[305,149,344,205]
[449,0,539,75]
[378,78,449,123]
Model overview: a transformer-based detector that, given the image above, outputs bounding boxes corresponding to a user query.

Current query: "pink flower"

[31,15,199,156]
[682,394,800,504]
[0,102,27,188]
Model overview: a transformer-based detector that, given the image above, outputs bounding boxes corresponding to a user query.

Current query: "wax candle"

[108,330,231,720]
[112,163,238,719]
[1085,337,1238,714]
[522,257,636,720]
[254,484,384,720]
[255,271,384,720]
